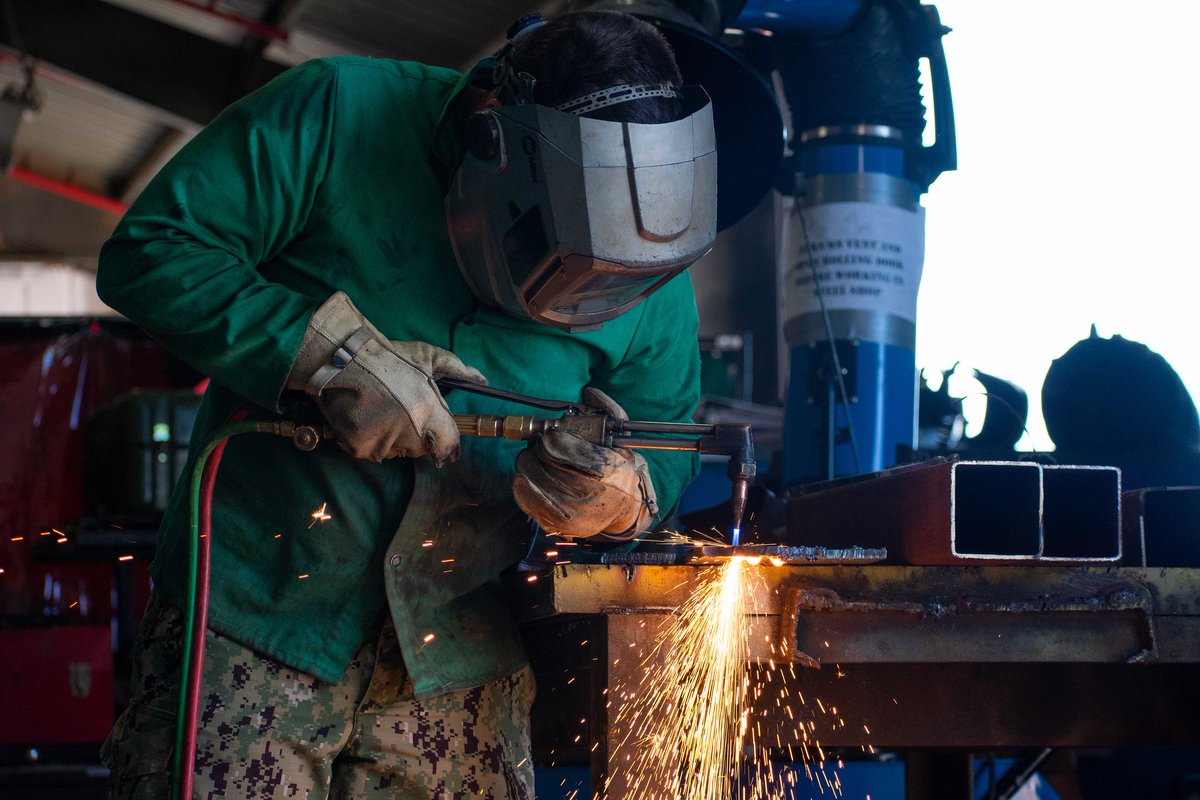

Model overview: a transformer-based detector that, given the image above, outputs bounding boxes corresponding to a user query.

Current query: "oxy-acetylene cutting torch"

[286,379,756,542]
[437,378,755,544]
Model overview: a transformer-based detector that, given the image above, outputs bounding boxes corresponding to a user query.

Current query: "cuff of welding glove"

[287,292,385,396]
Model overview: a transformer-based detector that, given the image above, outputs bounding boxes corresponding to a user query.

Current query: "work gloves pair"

[287,292,657,540]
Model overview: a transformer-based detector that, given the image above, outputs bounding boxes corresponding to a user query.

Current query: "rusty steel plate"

[585,542,886,566]
[686,543,888,565]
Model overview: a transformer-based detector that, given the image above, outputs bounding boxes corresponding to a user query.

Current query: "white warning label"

[781,199,926,324]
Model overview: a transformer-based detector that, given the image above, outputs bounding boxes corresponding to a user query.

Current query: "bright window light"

[916,0,1200,450]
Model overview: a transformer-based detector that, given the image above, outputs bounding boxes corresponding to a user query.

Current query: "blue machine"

[780,128,926,481]
[768,0,957,483]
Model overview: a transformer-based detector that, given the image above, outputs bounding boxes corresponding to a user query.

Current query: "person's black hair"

[508,11,683,124]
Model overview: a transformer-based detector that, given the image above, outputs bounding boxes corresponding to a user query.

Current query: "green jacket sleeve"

[96,60,339,409]
[592,273,702,522]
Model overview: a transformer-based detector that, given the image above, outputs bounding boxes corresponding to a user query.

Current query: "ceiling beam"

[225,0,317,101]
[2,0,287,125]
[114,127,191,205]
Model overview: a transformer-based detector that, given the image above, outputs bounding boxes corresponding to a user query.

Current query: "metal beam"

[225,0,317,102]
[114,128,191,205]
[3,0,287,125]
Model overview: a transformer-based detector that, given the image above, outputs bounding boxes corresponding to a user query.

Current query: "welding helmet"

[446,16,718,332]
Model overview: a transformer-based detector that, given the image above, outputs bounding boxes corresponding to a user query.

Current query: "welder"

[96,10,716,800]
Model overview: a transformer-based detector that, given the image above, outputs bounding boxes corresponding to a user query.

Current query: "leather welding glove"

[513,387,658,542]
[287,291,486,464]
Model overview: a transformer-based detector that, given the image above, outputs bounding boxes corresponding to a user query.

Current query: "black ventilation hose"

[773,0,956,190]
[776,1,926,135]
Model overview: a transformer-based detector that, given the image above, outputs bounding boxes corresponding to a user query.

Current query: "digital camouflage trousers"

[102,593,535,799]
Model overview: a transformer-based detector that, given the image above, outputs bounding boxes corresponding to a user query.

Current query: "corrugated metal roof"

[0,0,569,255]
[1,61,173,195]
[218,0,277,19]
[289,0,563,67]
[101,0,250,45]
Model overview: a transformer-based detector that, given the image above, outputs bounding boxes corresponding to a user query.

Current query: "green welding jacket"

[96,57,700,697]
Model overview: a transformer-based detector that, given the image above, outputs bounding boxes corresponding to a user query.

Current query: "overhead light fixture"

[1,59,42,169]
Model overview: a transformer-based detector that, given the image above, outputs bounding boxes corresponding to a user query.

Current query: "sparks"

[423,633,435,643]
[606,551,869,799]
[117,555,134,562]
[308,502,332,528]
[298,573,310,579]
[608,557,760,800]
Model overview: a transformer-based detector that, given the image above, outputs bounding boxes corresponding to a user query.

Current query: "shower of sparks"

[608,557,759,799]
[308,502,332,528]
[605,555,861,800]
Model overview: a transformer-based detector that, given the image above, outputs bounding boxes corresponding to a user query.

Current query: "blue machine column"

[781,126,925,482]
[759,0,956,484]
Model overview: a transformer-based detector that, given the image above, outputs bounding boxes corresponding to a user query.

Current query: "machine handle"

[908,2,957,189]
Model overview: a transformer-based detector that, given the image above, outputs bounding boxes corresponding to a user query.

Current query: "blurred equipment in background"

[913,364,1030,460]
[0,320,184,791]
[775,0,956,484]
[0,624,113,745]
[917,364,963,451]
[967,368,1029,451]
[1043,326,1200,459]
[0,0,42,168]
[85,389,201,518]
[699,334,753,401]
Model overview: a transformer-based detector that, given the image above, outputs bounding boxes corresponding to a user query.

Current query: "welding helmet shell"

[446,86,717,332]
